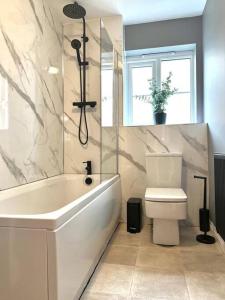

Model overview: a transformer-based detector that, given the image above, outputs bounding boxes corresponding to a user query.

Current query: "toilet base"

[153,219,180,245]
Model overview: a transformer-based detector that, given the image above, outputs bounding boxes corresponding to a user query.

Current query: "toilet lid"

[145,188,187,202]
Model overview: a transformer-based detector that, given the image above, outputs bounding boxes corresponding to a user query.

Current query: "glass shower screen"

[100,22,119,181]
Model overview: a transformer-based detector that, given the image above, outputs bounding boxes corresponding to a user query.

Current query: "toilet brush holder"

[194,176,215,244]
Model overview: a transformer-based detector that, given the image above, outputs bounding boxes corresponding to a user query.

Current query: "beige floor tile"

[102,245,138,266]
[111,230,141,247]
[140,225,220,255]
[181,250,225,273]
[117,223,127,233]
[185,271,225,300]
[82,225,225,300]
[139,227,152,245]
[179,227,222,254]
[140,224,152,233]
[136,247,183,271]
[140,235,180,254]
[131,267,190,299]
[86,263,134,297]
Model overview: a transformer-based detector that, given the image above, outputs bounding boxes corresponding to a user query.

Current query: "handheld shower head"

[71,39,81,50]
[71,39,82,66]
[63,2,86,19]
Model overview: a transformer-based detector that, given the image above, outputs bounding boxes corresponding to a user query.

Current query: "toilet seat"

[145,188,187,203]
[145,188,187,221]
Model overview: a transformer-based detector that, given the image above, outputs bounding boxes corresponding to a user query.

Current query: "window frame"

[124,50,196,126]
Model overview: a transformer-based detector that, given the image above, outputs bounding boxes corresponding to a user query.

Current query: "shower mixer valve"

[73,101,96,108]
[83,161,92,175]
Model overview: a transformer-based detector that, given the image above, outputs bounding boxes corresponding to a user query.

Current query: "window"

[124,50,196,126]
[128,62,154,126]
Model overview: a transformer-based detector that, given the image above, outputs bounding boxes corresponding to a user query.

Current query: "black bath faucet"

[83,161,92,175]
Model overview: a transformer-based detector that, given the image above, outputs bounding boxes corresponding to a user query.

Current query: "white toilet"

[145,153,187,245]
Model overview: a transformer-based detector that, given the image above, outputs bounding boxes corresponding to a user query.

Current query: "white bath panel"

[0,228,48,300]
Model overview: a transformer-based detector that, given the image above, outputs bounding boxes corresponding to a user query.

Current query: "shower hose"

[78,62,88,145]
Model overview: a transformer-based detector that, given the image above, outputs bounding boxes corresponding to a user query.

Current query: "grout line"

[128,265,136,298]
[134,244,140,267]
[179,242,192,300]
[183,270,192,300]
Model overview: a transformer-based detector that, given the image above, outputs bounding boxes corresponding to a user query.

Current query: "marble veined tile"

[119,126,148,222]
[63,19,101,174]
[0,0,63,190]
[119,124,209,226]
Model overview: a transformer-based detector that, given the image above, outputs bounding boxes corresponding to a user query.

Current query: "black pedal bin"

[127,198,142,233]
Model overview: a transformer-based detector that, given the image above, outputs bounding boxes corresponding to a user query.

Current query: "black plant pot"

[154,112,167,125]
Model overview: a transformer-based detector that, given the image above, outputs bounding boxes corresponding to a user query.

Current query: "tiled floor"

[81,223,225,300]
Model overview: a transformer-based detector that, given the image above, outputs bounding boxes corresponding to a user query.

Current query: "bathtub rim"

[0,174,99,201]
[0,174,120,230]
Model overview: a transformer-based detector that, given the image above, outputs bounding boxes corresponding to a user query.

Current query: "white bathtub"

[0,174,121,300]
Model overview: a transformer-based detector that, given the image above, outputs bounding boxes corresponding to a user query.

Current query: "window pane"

[161,59,191,92]
[166,93,191,124]
[131,66,153,125]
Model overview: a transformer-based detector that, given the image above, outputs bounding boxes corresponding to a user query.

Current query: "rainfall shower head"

[63,1,86,19]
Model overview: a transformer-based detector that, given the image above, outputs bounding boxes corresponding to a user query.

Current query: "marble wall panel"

[119,124,209,226]
[101,127,118,176]
[63,19,101,174]
[0,0,64,190]
[102,16,124,54]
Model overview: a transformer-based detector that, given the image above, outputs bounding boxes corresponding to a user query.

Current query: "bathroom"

[0,0,225,299]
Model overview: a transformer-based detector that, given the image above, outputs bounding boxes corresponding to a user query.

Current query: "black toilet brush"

[194,176,215,244]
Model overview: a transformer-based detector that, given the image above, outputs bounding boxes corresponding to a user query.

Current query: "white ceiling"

[53,0,207,25]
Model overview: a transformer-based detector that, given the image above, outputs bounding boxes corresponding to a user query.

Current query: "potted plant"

[149,72,177,125]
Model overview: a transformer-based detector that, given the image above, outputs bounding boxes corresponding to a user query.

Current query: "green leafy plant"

[149,72,177,113]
